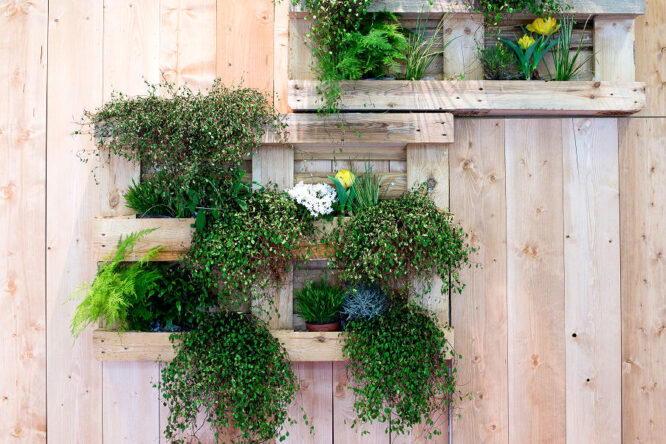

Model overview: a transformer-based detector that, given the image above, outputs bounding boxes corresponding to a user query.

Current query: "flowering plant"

[287,182,337,218]
[501,18,559,80]
[329,169,356,214]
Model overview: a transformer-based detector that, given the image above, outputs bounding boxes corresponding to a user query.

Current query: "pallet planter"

[287,0,646,115]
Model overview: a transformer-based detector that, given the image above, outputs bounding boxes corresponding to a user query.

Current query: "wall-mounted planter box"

[288,80,646,115]
[93,328,454,362]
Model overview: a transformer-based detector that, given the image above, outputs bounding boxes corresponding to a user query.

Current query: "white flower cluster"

[287,182,337,218]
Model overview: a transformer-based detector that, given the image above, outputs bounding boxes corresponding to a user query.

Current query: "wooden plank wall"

[2,0,664,443]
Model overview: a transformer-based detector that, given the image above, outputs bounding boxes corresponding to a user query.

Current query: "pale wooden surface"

[563,118,621,443]
[46,1,104,442]
[92,217,195,262]
[443,15,483,80]
[160,0,216,91]
[634,0,666,116]
[294,144,406,161]
[450,119,508,444]
[506,119,565,444]
[283,362,333,443]
[289,80,646,115]
[568,0,645,15]
[594,18,636,82]
[0,0,47,442]
[619,117,666,444]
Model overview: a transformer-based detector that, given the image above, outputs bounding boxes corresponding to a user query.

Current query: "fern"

[69,229,164,337]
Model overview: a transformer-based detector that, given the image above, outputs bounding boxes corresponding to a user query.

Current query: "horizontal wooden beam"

[93,328,454,362]
[288,80,646,115]
[92,216,195,261]
[265,113,454,145]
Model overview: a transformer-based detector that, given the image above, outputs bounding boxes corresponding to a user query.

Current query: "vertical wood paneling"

[450,119,508,444]
[160,0,216,91]
[619,117,666,444]
[46,1,104,442]
[0,1,47,442]
[594,18,636,82]
[443,15,483,80]
[563,118,621,444]
[506,119,565,444]
[216,0,274,93]
[274,0,291,112]
[283,362,333,444]
[332,362,389,443]
[634,0,666,116]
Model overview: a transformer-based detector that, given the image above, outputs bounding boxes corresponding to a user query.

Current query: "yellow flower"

[526,17,560,36]
[518,34,536,50]
[335,170,356,189]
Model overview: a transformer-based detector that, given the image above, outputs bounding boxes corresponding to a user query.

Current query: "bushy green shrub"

[160,311,300,443]
[480,42,521,80]
[295,280,345,325]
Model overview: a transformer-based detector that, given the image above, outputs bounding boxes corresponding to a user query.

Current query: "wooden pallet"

[93,328,454,362]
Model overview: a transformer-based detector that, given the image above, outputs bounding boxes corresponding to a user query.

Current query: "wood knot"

[426,177,437,190]
[1,183,16,200]
[531,354,539,367]
[522,244,538,258]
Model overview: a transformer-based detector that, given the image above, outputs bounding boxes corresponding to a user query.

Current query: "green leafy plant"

[185,189,314,308]
[294,280,345,325]
[160,311,300,443]
[343,303,457,438]
[328,187,473,296]
[329,169,356,215]
[501,31,558,80]
[547,16,594,81]
[351,163,388,211]
[341,283,387,322]
[480,42,521,80]
[69,229,163,337]
[470,0,569,30]
[77,79,285,179]
[404,11,452,80]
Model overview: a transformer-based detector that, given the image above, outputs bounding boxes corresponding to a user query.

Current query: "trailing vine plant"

[159,311,300,443]
[469,0,570,31]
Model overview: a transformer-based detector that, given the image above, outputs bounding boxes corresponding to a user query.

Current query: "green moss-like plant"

[294,280,345,325]
[159,311,300,443]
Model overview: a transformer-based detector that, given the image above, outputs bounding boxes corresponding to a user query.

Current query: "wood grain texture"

[594,18,636,82]
[274,0,291,112]
[283,362,333,444]
[443,15,483,80]
[619,117,666,444]
[289,80,646,115]
[92,217,195,262]
[46,1,104,442]
[294,145,406,162]
[217,0,273,93]
[0,0,47,442]
[567,0,645,15]
[332,362,390,443]
[289,18,315,80]
[450,119,508,444]
[505,119,565,444]
[160,0,216,91]
[634,0,666,116]
[563,118,621,444]
[103,362,160,443]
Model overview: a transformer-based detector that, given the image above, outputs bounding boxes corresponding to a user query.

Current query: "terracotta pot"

[305,321,341,332]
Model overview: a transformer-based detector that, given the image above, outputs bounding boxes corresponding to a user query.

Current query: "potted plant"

[294,280,345,332]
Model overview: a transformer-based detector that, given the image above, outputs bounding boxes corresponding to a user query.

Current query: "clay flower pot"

[305,321,341,332]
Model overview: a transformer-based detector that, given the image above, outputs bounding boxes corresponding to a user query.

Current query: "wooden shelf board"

[93,328,454,362]
[288,80,646,116]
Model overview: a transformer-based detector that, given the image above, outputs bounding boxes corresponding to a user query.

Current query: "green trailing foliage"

[69,229,164,337]
[328,187,474,296]
[480,42,521,80]
[185,189,315,308]
[342,303,458,438]
[469,0,569,30]
[294,280,345,325]
[159,311,301,443]
[341,283,387,322]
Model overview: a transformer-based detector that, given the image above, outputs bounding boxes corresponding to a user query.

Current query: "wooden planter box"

[93,328,454,362]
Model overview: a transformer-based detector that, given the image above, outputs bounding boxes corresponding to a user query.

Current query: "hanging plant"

[342,302,458,438]
[159,311,300,443]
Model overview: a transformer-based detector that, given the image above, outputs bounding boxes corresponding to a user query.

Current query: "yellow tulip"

[518,35,536,50]
[526,17,560,36]
[335,170,356,189]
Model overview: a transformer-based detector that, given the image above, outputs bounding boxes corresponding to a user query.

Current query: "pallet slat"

[288,80,646,115]
[93,329,454,362]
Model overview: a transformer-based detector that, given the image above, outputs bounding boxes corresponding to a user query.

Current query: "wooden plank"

[102,362,160,443]
[93,330,454,362]
[92,217,195,262]
[288,80,646,115]
[216,0,274,93]
[46,0,104,442]
[267,113,454,145]
[332,362,390,443]
[619,117,666,444]
[505,119,565,444]
[0,0,47,442]
[443,15,483,80]
[562,118,621,443]
[449,119,508,444]
[160,0,216,91]
[567,0,644,15]
[289,18,315,80]
[283,363,333,444]
[294,145,406,162]
[634,0,666,116]
[594,18,636,82]
[275,0,291,112]
[295,172,406,198]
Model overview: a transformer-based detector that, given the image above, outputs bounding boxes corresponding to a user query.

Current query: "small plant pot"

[305,321,341,332]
